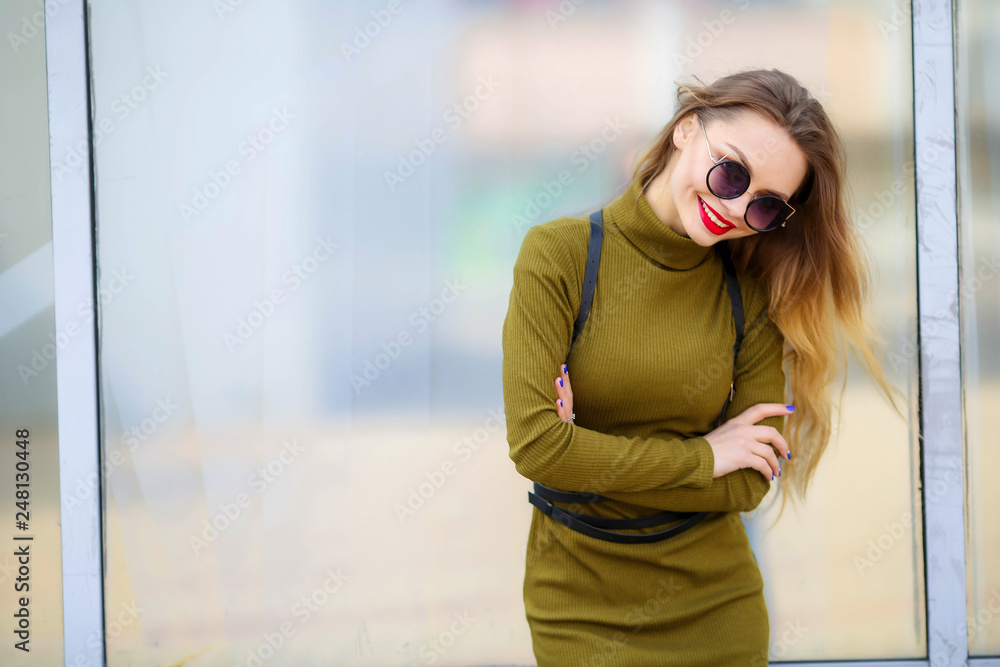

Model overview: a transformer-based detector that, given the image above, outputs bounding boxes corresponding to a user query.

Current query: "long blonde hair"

[631,69,907,522]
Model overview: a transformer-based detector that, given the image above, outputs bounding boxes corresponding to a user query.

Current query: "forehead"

[705,112,808,196]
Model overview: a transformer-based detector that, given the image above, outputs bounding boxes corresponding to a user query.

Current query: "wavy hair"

[629,69,907,524]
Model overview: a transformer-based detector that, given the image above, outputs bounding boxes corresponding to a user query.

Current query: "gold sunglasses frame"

[699,118,796,231]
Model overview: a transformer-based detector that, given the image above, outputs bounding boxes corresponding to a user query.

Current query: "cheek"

[674,158,704,201]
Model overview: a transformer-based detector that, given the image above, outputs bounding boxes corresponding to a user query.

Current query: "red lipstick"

[698,195,735,235]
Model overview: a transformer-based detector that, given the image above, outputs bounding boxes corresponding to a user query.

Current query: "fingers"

[554,364,573,422]
[748,439,782,480]
[748,424,790,463]
[731,403,796,427]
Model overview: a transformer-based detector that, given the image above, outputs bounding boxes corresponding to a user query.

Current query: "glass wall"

[0,2,66,664]
[957,0,1000,657]
[79,0,922,664]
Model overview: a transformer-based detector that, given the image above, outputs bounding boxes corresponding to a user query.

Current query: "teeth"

[701,198,730,228]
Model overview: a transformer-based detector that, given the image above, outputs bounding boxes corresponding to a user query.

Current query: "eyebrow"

[722,143,791,201]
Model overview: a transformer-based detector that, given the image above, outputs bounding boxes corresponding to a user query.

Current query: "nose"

[720,193,750,223]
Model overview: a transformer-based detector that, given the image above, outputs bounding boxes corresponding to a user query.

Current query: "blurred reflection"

[0,1,66,665]
[88,0,922,663]
[956,0,1000,656]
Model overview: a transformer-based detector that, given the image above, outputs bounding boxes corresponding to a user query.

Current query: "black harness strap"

[714,239,745,429]
[569,210,604,354]
[526,207,747,545]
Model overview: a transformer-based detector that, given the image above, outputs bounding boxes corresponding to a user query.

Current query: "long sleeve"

[597,275,787,513]
[502,223,715,493]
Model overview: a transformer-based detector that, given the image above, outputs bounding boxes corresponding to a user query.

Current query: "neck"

[643,166,689,239]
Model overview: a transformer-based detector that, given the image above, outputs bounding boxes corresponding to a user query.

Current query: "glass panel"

[677,1,924,661]
[956,0,1000,657]
[88,0,922,663]
[0,2,66,663]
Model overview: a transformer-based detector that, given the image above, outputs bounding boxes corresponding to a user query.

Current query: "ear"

[672,113,699,149]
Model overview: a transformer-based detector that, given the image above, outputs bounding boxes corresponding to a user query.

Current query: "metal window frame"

[45,0,986,665]
[48,1,105,666]
[911,0,970,666]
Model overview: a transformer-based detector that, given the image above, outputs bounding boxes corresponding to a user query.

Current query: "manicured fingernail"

[786,451,791,460]
[558,399,563,407]
[771,474,774,480]
[563,364,568,374]
[778,469,781,477]
[786,405,796,411]
[559,377,563,387]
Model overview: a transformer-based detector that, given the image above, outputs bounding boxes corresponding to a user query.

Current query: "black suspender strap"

[527,206,746,544]
[569,210,604,352]
[713,240,745,428]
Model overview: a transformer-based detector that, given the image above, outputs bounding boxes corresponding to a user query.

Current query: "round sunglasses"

[699,118,796,232]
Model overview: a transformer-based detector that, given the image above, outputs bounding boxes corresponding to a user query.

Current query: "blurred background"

[0,0,997,665]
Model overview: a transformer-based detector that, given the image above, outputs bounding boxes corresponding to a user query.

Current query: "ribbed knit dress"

[502,175,788,667]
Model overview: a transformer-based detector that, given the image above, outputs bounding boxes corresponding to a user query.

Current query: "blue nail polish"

[558,399,563,407]
[778,469,781,477]
[564,365,568,374]
[788,451,792,460]
[559,378,563,387]
[771,474,774,480]
[786,405,796,411]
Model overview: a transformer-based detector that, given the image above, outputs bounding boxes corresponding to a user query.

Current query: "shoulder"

[515,215,594,280]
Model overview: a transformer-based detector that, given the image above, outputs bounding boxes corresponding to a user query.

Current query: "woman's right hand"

[704,403,794,481]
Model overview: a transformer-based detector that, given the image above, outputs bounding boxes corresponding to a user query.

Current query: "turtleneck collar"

[604,175,715,271]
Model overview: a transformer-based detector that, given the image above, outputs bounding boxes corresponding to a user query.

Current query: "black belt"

[524,206,744,545]
[528,482,709,544]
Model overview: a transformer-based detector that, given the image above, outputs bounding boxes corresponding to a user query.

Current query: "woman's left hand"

[554,364,574,422]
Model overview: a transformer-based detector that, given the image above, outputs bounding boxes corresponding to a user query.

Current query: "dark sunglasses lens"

[707,161,750,198]
[746,196,791,231]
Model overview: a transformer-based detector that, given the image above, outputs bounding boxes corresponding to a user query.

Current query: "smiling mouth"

[698,196,736,231]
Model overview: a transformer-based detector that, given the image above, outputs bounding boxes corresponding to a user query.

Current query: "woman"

[501,69,904,666]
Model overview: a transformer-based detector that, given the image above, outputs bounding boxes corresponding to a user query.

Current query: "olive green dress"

[501,176,788,666]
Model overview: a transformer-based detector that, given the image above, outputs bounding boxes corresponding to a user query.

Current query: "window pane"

[0,2,66,663]
[88,1,923,663]
[956,0,1000,656]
